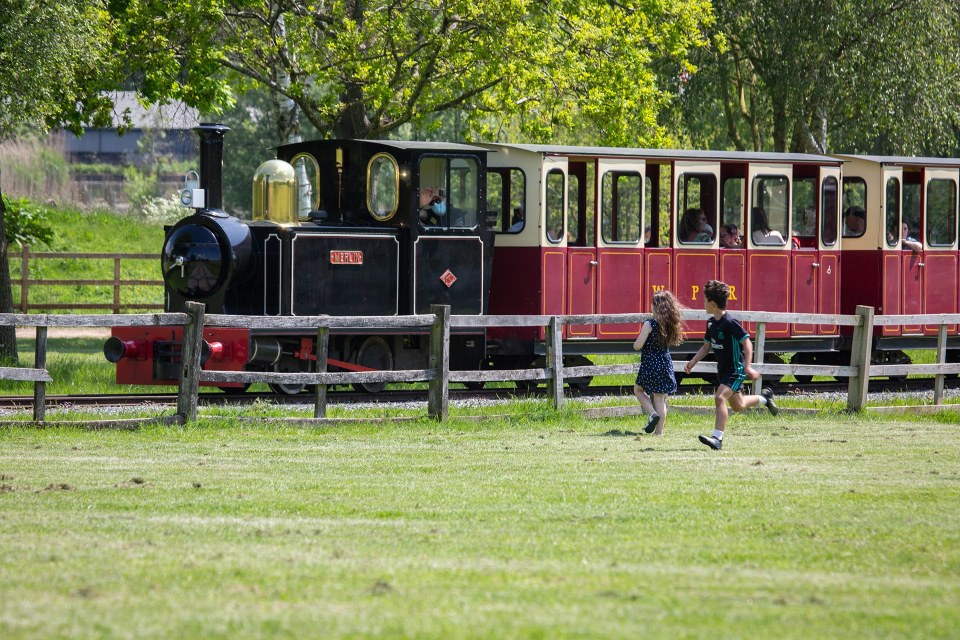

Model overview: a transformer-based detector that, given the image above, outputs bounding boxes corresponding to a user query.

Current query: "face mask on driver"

[431,201,447,216]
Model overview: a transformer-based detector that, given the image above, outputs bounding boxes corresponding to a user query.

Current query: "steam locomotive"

[106,124,493,393]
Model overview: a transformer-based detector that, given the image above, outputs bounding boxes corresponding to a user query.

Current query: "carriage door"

[746,163,791,338]
[594,159,645,339]
[817,169,841,335]
[674,162,721,338]
[921,168,959,335]
[881,167,905,335]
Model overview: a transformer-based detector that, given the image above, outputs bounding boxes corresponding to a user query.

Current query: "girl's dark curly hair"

[651,290,685,346]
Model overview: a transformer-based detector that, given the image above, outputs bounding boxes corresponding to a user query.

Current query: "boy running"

[684,280,779,450]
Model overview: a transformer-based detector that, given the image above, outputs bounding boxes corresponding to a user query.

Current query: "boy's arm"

[741,336,759,380]
[683,342,711,374]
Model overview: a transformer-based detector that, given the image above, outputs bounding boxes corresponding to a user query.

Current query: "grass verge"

[1,408,958,639]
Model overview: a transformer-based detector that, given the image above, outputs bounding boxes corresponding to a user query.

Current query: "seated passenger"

[842,205,865,237]
[679,208,714,243]
[900,222,922,253]
[508,207,524,232]
[719,223,741,248]
[751,207,785,245]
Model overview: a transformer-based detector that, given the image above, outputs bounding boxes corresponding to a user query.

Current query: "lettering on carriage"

[651,284,665,294]
[729,285,738,301]
[691,285,700,300]
[330,250,363,265]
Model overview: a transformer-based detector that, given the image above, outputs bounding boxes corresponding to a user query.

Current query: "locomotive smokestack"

[196,123,230,212]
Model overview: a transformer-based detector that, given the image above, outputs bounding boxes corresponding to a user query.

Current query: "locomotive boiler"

[105,124,494,393]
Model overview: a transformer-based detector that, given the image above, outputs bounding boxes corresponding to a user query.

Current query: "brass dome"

[252,159,298,225]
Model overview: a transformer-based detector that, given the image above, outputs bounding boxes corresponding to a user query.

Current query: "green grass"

[8,205,166,311]
[1,408,958,639]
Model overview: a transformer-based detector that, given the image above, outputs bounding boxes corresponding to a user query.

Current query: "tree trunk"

[0,180,20,365]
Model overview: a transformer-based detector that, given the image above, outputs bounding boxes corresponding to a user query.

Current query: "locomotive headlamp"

[179,170,205,209]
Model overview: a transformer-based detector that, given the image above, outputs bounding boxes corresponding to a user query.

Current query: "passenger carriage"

[481,144,845,375]
[832,154,960,370]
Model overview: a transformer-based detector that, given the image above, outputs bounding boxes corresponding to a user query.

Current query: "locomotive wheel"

[352,336,393,393]
[790,353,813,385]
[269,356,308,395]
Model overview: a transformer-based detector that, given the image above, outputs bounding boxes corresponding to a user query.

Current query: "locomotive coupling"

[103,337,148,363]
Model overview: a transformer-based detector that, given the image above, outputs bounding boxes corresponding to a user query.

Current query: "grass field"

[1,405,959,639]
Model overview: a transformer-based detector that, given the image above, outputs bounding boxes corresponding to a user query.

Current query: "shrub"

[2,194,55,247]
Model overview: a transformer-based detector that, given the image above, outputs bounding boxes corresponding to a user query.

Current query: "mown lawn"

[1,407,958,639]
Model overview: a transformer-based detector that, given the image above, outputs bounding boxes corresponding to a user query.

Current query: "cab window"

[366,153,398,221]
[418,156,481,229]
[821,176,838,246]
[842,178,867,238]
[291,153,321,217]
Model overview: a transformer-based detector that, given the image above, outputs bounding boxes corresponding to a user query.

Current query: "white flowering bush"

[136,195,191,226]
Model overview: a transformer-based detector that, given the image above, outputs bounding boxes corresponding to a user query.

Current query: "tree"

[677,0,960,154]
[0,0,116,363]
[115,0,714,146]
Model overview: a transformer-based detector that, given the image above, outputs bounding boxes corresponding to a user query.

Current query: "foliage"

[0,411,958,637]
[115,0,714,146]
[677,0,960,154]
[135,194,193,226]
[1,195,54,248]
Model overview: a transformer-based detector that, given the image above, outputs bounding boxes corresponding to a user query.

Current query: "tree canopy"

[115,0,714,146]
[677,0,960,154]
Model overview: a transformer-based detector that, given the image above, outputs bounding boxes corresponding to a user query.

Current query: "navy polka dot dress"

[635,319,677,394]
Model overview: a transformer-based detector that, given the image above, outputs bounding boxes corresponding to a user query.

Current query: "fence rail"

[10,247,163,313]
[3,305,960,425]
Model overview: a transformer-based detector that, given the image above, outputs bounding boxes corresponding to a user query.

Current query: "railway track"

[1,378,956,410]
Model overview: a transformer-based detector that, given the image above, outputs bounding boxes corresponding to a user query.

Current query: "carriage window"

[418,156,480,229]
[366,153,399,221]
[291,153,321,218]
[567,174,580,243]
[722,177,744,243]
[842,178,867,238]
[545,169,565,242]
[751,175,789,246]
[601,171,641,243]
[821,176,838,246]
[678,173,717,244]
[793,177,816,238]
[926,179,957,247]
[490,168,526,233]
[884,177,901,248]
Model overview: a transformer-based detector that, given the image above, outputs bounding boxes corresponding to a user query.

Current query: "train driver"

[900,222,922,253]
[419,187,447,224]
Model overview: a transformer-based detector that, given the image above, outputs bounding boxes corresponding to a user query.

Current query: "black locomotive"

[107,124,494,392]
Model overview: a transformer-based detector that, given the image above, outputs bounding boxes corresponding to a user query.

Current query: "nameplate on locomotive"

[329,250,363,265]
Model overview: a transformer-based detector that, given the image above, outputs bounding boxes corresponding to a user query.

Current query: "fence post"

[934,323,948,405]
[546,316,564,410]
[20,245,29,313]
[428,304,450,421]
[113,257,122,314]
[32,326,47,423]
[752,321,766,395]
[314,326,329,419]
[846,305,874,411]
[176,301,206,423]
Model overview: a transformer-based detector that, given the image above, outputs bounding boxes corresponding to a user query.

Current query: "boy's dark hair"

[704,280,729,309]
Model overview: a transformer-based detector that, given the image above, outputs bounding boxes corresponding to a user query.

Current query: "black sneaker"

[644,413,660,434]
[761,388,779,416]
[698,434,722,450]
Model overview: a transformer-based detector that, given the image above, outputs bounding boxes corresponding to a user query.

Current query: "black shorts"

[718,372,747,392]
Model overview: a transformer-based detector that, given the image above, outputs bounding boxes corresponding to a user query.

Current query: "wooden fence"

[10,247,163,313]
[2,304,960,425]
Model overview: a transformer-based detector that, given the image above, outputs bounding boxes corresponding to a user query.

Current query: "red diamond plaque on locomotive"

[440,269,457,288]
[329,250,363,265]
